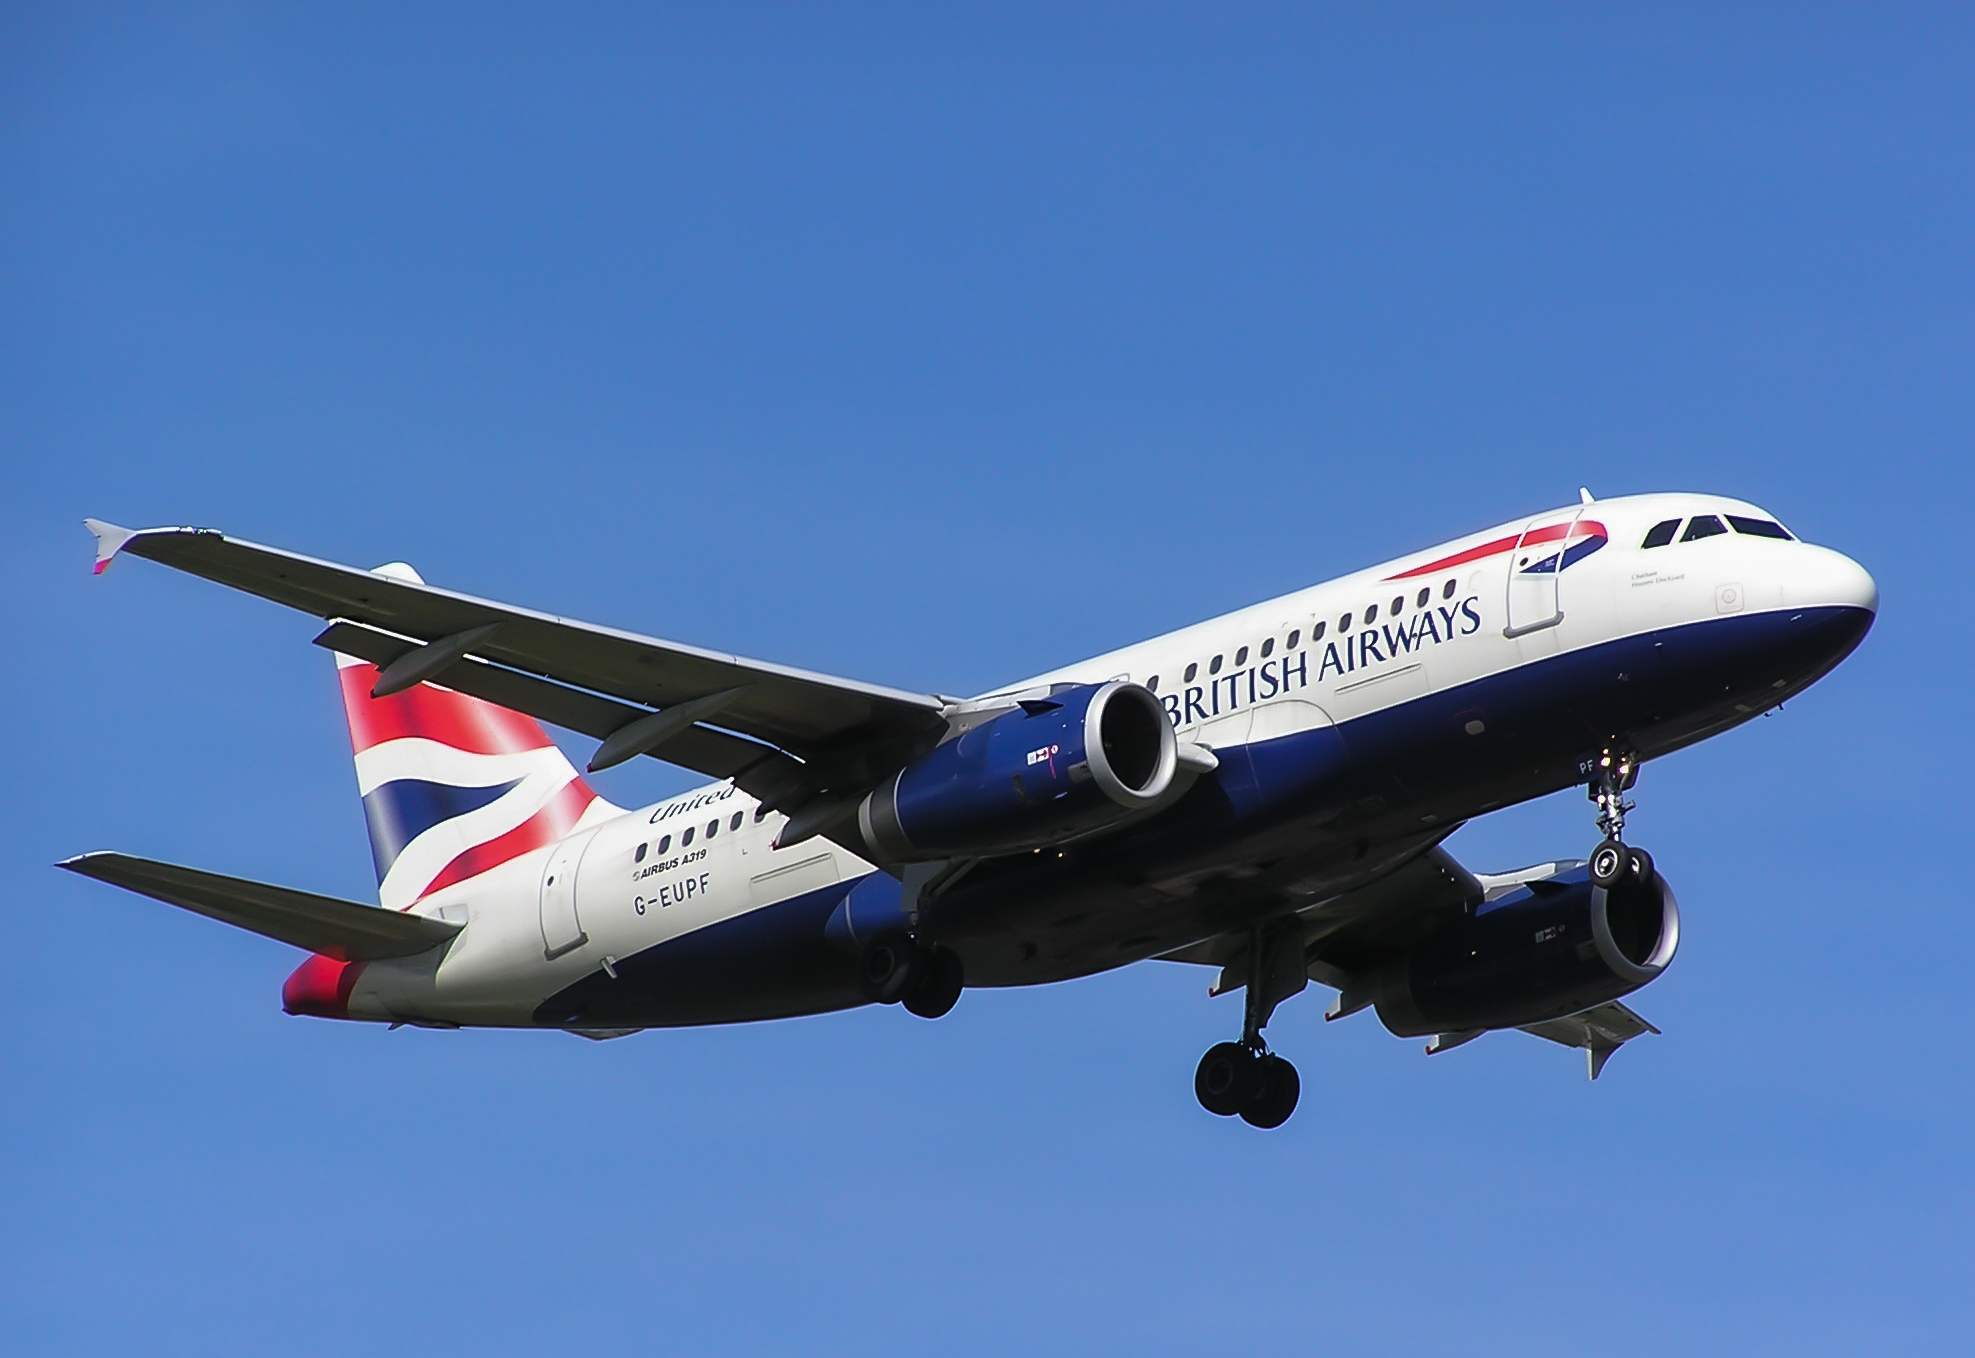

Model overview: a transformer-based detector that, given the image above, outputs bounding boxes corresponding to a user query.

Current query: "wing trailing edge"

[1519,1000,1661,1079]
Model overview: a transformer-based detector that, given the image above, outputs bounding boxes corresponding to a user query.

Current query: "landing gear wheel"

[857,935,926,1005]
[1589,838,1628,888]
[902,947,964,1019]
[1195,1042,1261,1117]
[1626,846,1655,885]
[1240,1055,1300,1129]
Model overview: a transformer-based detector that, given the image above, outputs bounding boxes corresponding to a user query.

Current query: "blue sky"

[4,6,1971,1354]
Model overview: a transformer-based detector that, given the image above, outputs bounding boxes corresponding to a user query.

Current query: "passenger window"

[1442,579,1456,599]
[1234,646,1248,666]
[1288,629,1302,647]
[1308,622,1322,642]
[1260,638,1274,659]
[1209,654,1223,675]
[1363,604,1378,624]
[1682,515,1727,542]
[1728,515,1792,540]
[730,812,744,831]
[1390,596,1404,615]
[706,819,719,838]
[681,827,694,846]
[657,835,671,853]
[1146,675,1160,693]
[1641,519,1681,549]
[634,842,648,863]
[1184,663,1198,683]
[1416,588,1429,608]
[1338,613,1352,633]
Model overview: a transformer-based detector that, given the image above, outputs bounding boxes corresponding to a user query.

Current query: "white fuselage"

[342,492,1876,1027]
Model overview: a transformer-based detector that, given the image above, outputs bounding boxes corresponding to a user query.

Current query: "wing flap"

[1520,1000,1661,1079]
[310,619,811,803]
[58,852,461,961]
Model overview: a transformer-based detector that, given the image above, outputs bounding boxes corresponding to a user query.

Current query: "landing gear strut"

[1194,922,1303,1129]
[858,935,964,1019]
[1587,749,1653,889]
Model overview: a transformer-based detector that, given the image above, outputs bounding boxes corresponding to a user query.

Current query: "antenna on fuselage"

[1579,486,1595,504]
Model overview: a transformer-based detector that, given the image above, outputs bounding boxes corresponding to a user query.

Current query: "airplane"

[62,490,1875,1128]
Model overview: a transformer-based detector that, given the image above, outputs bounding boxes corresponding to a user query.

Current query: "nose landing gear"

[1587,749,1654,888]
[1193,922,1304,1128]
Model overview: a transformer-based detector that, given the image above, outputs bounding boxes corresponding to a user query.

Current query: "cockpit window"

[1728,515,1792,540]
[1641,519,1681,549]
[1681,515,1727,542]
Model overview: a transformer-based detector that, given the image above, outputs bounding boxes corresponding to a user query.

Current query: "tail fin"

[336,563,617,909]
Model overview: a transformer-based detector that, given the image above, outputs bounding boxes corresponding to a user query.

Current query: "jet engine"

[1371,861,1680,1038]
[858,680,1177,861]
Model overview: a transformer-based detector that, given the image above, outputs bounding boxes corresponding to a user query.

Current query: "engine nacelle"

[859,681,1177,861]
[1372,862,1680,1038]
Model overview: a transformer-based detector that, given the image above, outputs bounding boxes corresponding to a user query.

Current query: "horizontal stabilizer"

[58,852,461,961]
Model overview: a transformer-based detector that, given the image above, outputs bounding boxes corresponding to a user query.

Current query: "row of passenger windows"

[1129,514,1791,697]
[633,810,748,861]
[1641,514,1792,549]
[1144,575,1462,693]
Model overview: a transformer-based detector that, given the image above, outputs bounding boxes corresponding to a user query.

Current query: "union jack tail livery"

[337,563,617,912]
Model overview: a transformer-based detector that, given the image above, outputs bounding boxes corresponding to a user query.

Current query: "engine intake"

[1371,861,1679,1038]
[859,681,1177,861]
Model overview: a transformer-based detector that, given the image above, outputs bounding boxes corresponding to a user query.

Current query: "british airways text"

[1160,595,1483,729]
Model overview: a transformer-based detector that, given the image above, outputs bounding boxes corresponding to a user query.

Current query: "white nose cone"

[1789,546,1879,615]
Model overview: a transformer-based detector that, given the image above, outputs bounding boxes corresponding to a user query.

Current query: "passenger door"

[539,827,601,960]
[1503,506,1588,638]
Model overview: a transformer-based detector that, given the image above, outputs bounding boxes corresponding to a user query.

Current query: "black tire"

[1240,1055,1300,1129]
[857,935,924,1005]
[903,947,964,1019]
[1195,1042,1261,1116]
[1589,838,1628,888]
[1626,846,1655,885]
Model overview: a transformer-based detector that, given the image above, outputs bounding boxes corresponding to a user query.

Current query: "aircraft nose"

[1788,545,1879,616]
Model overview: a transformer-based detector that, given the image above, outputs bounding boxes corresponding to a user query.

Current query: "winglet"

[83,520,220,576]
[84,519,139,574]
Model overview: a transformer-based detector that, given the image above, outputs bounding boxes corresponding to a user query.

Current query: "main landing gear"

[1587,749,1654,889]
[858,935,964,1019]
[1194,922,1304,1129]
[1196,1042,1300,1129]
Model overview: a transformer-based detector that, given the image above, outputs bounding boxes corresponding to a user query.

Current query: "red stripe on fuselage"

[414,777,598,901]
[338,663,557,757]
[1384,520,1607,581]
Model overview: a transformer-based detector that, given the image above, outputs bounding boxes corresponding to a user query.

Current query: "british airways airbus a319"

[65,492,1874,1128]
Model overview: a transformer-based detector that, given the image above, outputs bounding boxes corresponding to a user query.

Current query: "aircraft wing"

[1154,842,1478,984]
[86,520,950,804]
[1520,1001,1660,1080]
[58,852,460,961]
[1160,844,1662,1079]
